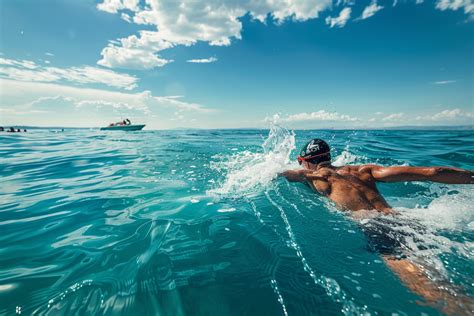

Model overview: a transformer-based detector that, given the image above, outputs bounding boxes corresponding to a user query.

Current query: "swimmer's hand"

[368,165,474,184]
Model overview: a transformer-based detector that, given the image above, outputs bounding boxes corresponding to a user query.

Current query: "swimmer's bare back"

[280,164,473,214]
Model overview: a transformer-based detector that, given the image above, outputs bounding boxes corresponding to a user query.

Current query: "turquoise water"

[0,127,473,315]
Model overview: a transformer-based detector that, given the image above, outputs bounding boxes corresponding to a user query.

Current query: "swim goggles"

[297,151,330,165]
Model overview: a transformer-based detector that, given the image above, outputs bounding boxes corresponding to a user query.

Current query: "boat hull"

[100,124,145,131]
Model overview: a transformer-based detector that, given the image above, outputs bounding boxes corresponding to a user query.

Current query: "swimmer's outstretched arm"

[367,165,474,184]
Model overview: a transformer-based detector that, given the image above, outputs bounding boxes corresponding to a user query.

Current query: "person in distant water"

[8,127,15,132]
[125,118,131,125]
[0,127,4,132]
[23,129,27,132]
[280,138,473,315]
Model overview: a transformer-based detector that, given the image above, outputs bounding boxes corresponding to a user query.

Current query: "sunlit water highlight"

[0,126,473,315]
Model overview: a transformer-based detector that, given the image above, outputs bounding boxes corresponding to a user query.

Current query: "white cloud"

[0,57,139,90]
[97,0,140,13]
[416,108,474,121]
[0,58,38,69]
[1,79,211,114]
[186,57,218,63]
[382,112,405,121]
[431,80,456,85]
[325,7,352,28]
[96,0,334,69]
[95,1,474,69]
[360,1,384,20]
[22,95,74,107]
[121,13,132,23]
[435,0,474,15]
[45,52,55,57]
[97,43,172,70]
[277,110,359,122]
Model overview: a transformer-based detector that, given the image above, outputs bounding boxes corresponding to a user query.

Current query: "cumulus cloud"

[97,43,172,70]
[96,0,334,69]
[186,57,218,63]
[416,108,474,121]
[97,0,140,13]
[0,57,138,90]
[95,1,474,69]
[360,1,384,20]
[325,7,352,28]
[276,110,359,122]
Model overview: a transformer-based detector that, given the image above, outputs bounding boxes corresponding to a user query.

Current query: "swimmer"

[280,138,473,315]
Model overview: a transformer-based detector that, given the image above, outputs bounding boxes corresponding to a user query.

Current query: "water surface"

[0,128,473,315]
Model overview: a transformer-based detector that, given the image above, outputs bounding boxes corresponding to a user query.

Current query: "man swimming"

[280,138,473,315]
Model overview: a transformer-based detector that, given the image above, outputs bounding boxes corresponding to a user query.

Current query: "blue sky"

[0,0,473,129]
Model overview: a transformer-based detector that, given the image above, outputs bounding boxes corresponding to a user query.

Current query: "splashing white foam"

[359,186,474,280]
[332,149,358,166]
[208,115,296,197]
[398,185,474,233]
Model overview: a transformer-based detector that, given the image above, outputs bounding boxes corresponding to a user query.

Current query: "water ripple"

[0,129,472,315]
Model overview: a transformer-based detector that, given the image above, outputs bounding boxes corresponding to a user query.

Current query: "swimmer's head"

[297,139,331,168]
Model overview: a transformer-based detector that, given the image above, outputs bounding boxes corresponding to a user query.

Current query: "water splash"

[399,185,474,233]
[332,147,359,166]
[208,115,296,197]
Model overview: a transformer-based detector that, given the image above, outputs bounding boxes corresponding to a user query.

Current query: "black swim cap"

[298,139,331,165]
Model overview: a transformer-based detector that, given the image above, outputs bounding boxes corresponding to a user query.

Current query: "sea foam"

[208,115,296,197]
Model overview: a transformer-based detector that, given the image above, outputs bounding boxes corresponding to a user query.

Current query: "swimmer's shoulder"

[350,164,380,174]
[308,168,332,181]
[350,165,382,182]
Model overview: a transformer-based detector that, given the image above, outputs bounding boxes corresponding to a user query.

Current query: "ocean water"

[0,126,473,315]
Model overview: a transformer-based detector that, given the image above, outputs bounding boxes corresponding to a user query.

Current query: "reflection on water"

[0,128,472,315]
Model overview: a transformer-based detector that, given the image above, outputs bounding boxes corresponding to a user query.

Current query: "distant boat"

[100,124,145,131]
[100,119,145,131]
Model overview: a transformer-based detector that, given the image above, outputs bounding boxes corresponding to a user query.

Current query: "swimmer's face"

[298,159,311,170]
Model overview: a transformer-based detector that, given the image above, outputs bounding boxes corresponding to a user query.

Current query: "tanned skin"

[281,162,473,315]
